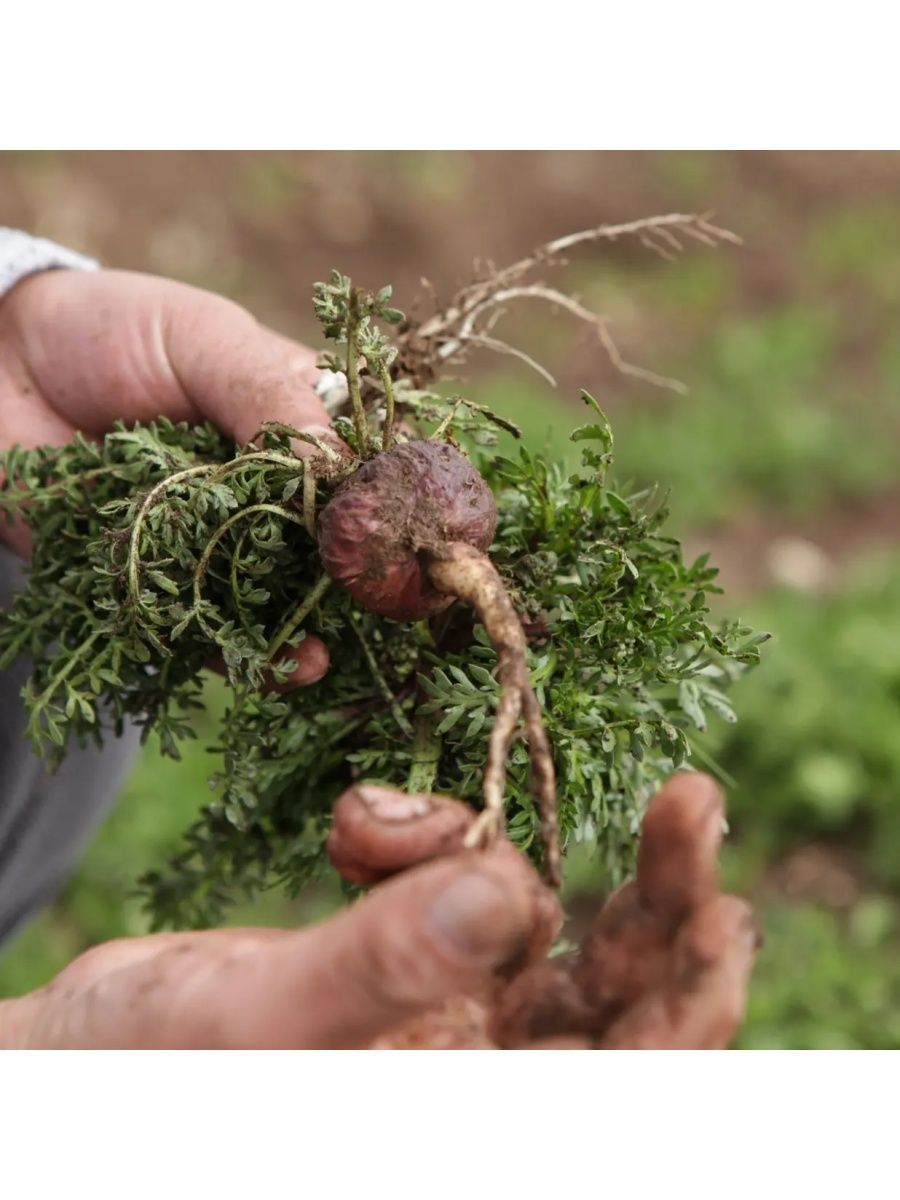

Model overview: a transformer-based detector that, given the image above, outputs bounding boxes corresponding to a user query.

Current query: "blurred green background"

[1,151,899,1047]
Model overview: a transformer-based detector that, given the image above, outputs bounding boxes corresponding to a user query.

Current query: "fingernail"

[427,870,526,961]
[356,785,434,823]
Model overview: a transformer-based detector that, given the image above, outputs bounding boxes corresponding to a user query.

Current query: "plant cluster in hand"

[0,215,766,929]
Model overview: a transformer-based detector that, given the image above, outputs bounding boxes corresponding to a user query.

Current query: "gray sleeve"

[0,227,98,299]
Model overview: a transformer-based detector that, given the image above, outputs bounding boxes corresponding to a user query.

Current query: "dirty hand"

[0,267,331,684]
[0,792,551,1048]
[0,774,756,1050]
[328,771,761,1049]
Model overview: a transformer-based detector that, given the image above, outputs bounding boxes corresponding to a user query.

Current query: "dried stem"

[446,333,558,387]
[447,285,686,394]
[400,211,738,396]
[428,541,560,886]
[442,212,742,324]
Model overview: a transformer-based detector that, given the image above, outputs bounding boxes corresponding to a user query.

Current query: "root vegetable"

[319,442,560,881]
[317,440,496,622]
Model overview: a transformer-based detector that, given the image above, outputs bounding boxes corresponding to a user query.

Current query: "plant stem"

[349,613,414,737]
[228,528,253,628]
[266,574,332,661]
[346,292,370,456]
[193,503,307,615]
[429,396,465,442]
[302,468,317,537]
[32,628,105,713]
[128,465,213,608]
[407,714,441,794]
[380,363,396,451]
[211,451,307,479]
[685,735,737,789]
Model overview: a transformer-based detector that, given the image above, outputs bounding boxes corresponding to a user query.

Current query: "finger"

[206,635,331,691]
[327,784,474,885]
[266,636,331,688]
[571,774,725,1020]
[599,896,760,1050]
[326,785,562,963]
[636,772,724,923]
[3,271,330,444]
[247,847,559,1048]
[572,881,672,1019]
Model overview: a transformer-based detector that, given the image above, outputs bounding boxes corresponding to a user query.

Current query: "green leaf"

[570,423,611,443]
[468,664,497,688]
[148,571,181,596]
[436,706,466,734]
[678,681,707,731]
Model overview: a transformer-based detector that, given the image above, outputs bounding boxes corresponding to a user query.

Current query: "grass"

[714,554,900,888]
[736,899,900,1050]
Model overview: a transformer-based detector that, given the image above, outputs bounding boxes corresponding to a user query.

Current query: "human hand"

[0,267,334,683]
[328,772,761,1049]
[0,773,756,1050]
[0,786,554,1049]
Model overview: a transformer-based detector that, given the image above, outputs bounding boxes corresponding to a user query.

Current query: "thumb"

[231,849,540,1048]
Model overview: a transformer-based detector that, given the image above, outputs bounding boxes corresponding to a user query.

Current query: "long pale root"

[428,542,560,886]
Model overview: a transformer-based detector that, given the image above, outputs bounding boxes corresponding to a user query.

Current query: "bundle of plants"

[0,212,765,947]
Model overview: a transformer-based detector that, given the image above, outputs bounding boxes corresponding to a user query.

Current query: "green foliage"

[0,282,761,931]
[735,897,900,1050]
[613,307,897,525]
[475,302,900,529]
[714,556,900,887]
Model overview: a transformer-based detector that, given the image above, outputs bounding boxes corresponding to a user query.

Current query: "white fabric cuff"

[0,227,99,299]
